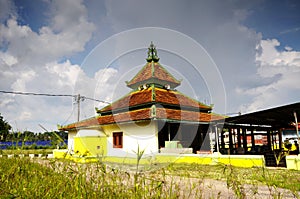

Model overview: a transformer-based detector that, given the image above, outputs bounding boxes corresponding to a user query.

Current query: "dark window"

[113,132,123,148]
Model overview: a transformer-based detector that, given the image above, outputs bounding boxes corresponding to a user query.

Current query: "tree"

[0,113,12,141]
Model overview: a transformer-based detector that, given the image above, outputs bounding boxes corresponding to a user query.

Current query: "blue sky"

[0,0,300,132]
[244,0,300,50]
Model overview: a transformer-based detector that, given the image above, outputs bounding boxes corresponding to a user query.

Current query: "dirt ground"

[35,159,299,199]
[179,177,299,199]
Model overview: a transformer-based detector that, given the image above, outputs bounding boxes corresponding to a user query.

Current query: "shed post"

[228,128,233,153]
[221,129,225,150]
[267,129,271,150]
[251,127,255,149]
[215,125,219,153]
[279,128,283,150]
[237,128,241,147]
[242,128,247,152]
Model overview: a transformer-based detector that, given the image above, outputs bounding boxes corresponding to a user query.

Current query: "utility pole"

[77,94,81,122]
[73,93,109,122]
[74,94,82,122]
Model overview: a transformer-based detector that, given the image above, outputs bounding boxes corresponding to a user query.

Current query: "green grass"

[0,149,53,155]
[0,157,299,198]
[0,158,183,198]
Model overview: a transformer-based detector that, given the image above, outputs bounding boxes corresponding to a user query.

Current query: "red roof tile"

[98,108,151,125]
[99,88,153,112]
[59,117,99,131]
[153,63,181,84]
[59,106,224,131]
[59,108,152,130]
[99,87,211,113]
[156,108,224,122]
[126,62,181,89]
[155,88,211,110]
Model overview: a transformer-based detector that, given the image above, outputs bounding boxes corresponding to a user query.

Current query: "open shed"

[215,102,300,167]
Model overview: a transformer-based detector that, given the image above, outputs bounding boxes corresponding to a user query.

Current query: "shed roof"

[223,102,300,128]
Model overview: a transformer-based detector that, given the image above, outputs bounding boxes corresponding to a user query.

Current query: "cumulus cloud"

[238,39,300,112]
[0,1,95,66]
[0,51,18,66]
[72,67,119,119]
[0,0,100,132]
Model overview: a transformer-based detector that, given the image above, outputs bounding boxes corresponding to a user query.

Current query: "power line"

[0,90,110,104]
[0,90,110,122]
[0,90,74,97]
[61,105,76,125]
[82,96,110,104]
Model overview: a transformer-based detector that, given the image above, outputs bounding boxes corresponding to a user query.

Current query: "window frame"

[113,132,123,148]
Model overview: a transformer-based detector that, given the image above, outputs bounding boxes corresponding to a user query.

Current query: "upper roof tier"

[126,42,181,90]
[98,87,212,114]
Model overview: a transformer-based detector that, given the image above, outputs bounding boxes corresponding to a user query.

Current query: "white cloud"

[50,0,88,31]
[0,58,120,132]
[256,39,300,69]
[19,111,32,121]
[0,51,18,66]
[46,60,82,88]
[0,0,97,132]
[0,0,95,67]
[73,67,120,118]
[285,46,293,51]
[11,70,36,91]
[238,39,300,112]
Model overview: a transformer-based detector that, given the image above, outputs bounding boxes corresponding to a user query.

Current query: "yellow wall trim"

[53,150,265,168]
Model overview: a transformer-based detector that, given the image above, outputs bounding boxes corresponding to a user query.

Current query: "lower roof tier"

[59,107,224,131]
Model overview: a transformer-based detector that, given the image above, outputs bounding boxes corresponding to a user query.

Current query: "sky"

[0,0,300,132]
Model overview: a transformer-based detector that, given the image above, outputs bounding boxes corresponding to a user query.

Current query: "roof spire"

[146,41,160,62]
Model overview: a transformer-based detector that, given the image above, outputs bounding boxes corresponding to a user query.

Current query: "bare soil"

[35,159,300,199]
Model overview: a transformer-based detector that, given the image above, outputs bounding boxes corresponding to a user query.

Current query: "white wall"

[67,130,77,151]
[104,120,159,157]
[76,129,106,137]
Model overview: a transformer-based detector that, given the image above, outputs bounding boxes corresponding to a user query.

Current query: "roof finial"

[146,41,160,62]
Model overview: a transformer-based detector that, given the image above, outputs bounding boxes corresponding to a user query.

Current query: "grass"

[0,158,80,198]
[0,156,300,198]
[0,158,183,198]
[0,149,53,155]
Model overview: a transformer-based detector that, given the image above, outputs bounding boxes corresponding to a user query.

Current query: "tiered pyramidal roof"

[60,43,223,131]
[126,42,181,90]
